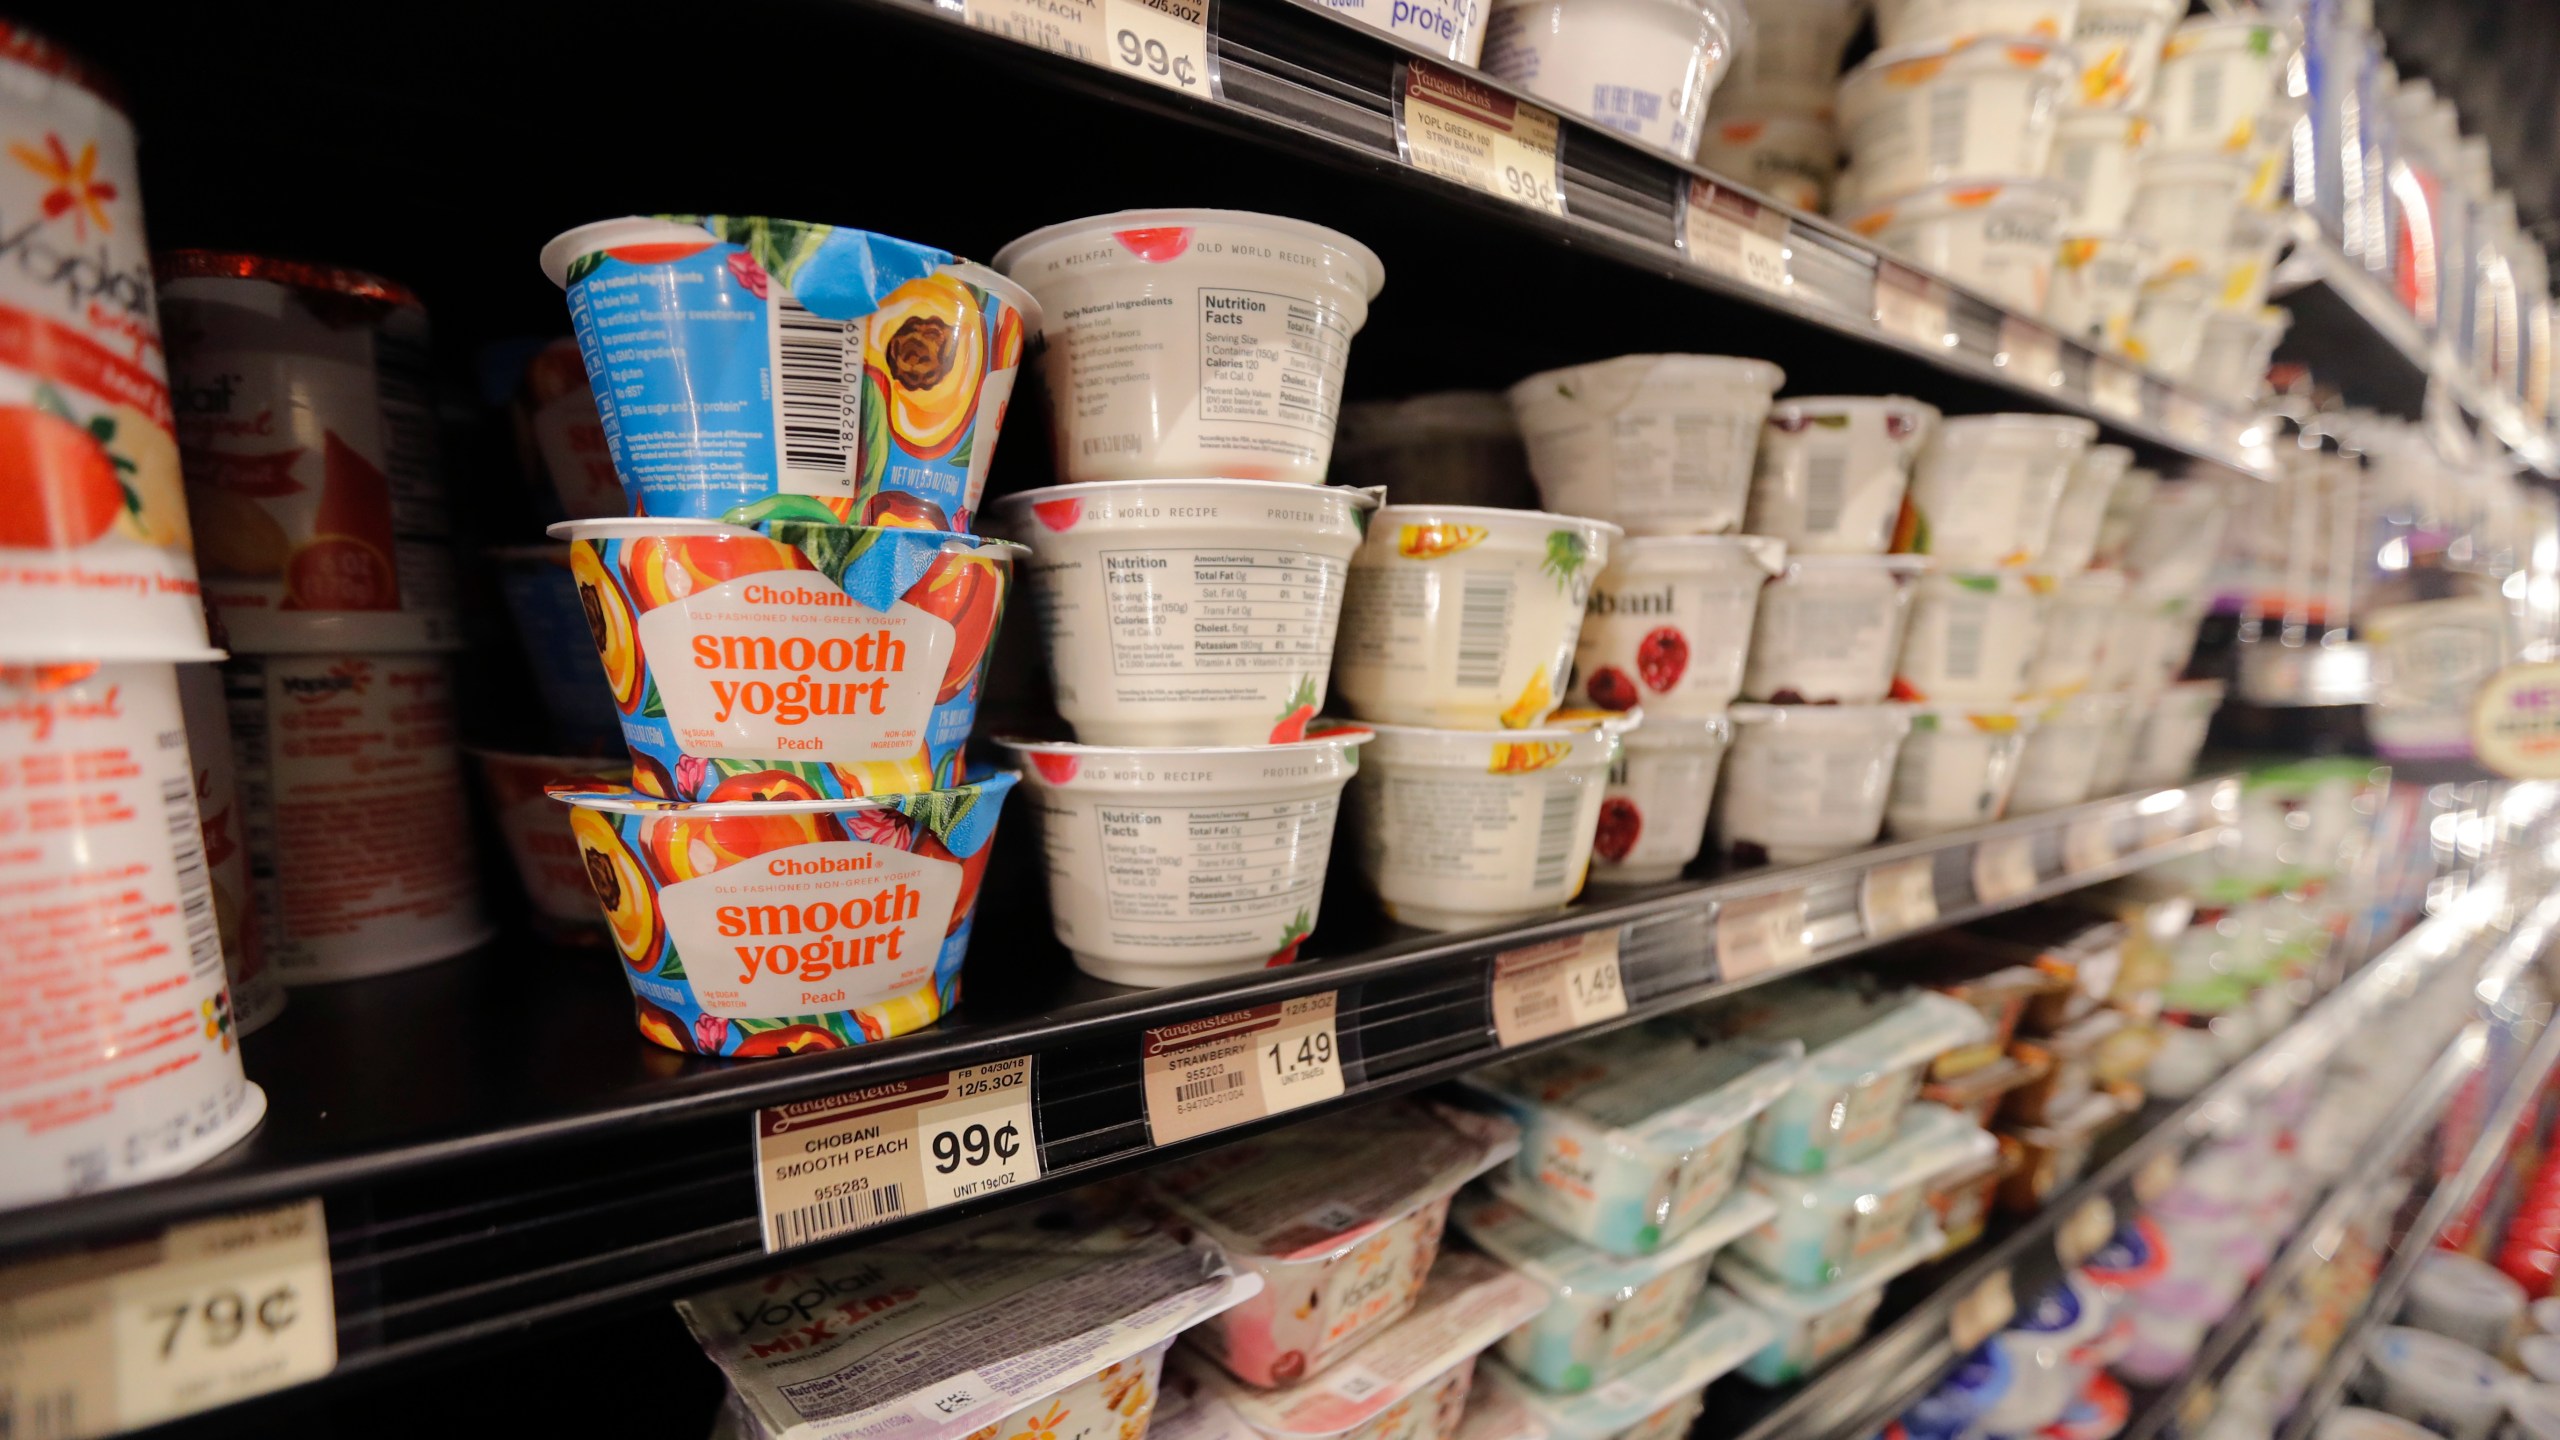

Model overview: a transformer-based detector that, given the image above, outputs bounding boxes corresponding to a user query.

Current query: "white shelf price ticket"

[1682,179,1789,295]
[0,1200,336,1437]
[966,0,1211,94]
[1491,927,1628,1047]
[1716,890,1810,982]
[2064,816,2119,875]
[753,1057,1041,1253]
[1999,317,2064,390]
[1398,60,1565,217]
[1860,856,1940,938]
[1972,835,2040,905]
[1143,993,1345,1146]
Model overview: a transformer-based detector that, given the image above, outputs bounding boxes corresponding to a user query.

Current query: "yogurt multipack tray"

[1460,1292,1778,1440]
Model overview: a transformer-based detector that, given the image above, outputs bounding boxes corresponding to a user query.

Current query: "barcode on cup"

[772,295,856,484]
[158,771,223,980]
[1531,779,1582,888]
[1803,450,1847,533]
[1176,1071,1247,1104]
[1944,614,1986,679]
[1927,88,1966,173]
[1454,571,1513,690]
[2185,68,2217,139]
[770,1182,907,1250]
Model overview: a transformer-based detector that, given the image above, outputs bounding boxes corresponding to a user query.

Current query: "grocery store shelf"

[0,777,2231,1427]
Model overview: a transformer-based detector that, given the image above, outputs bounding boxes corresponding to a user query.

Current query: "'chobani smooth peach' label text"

[659,839,960,1017]
[639,572,954,760]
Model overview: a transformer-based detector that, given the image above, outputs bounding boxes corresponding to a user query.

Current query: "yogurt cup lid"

[1769,393,1940,419]
[1001,727,1373,765]
[158,249,421,307]
[1454,1185,1775,1296]
[1729,702,1916,736]
[996,478,1386,512]
[1360,709,1640,746]
[1843,32,2075,85]
[1366,502,1626,541]
[540,216,1036,330]
[1623,712,1736,747]
[0,24,126,111]
[1845,178,2072,231]
[1617,534,1788,574]
[1474,1292,1774,1439]
[1781,553,1930,574]
[554,769,1018,817]
[1712,1218,1948,1317]
[993,208,1386,302]
[1904,703,2045,730]
[1511,353,1786,400]
[1934,412,2102,440]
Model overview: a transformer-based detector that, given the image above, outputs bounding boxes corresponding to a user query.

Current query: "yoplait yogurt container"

[1148,1099,1517,1388]
[1590,714,1730,885]
[1004,729,1369,987]
[994,480,1378,746]
[1715,1220,1949,1384]
[1726,1102,1996,1288]
[550,770,1014,1057]
[1570,535,1783,718]
[555,516,1020,802]
[1745,395,1938,557]
[542,216,1038,531]
[1457,1027,1802,1255]
[1466,1290,1776,1440]
[681,1187,1259,1440]
[1509,355,1784,537]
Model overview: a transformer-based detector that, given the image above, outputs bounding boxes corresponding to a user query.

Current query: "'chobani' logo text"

[690,631,910,723]
[718,876,927,984]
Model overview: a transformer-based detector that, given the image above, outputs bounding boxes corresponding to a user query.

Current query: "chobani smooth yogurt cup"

[1893,568,2050,703]
[1510,355,1784,537]
[2044,232,2154,353]
[1873,0,2078,48]
[1592,714,1731,884]
[2126,679,2224,786]
[2046,108,2148,230]
[1570,535,1784,717]
[1715,703,1913,864]
[995,210,1383,487]
[1847,179,2069,314]
[1481,0,1739,161]
[174,656,284,1037]
[2043,443,2134,577]
[553,770,1014,1057]
[1742,554,1926,704]
[554,517,1020,802]
[2007,691,2134,813]
[1835,36,2073,203]
[1350,716,1625,931]
[994,480,1375,746]
[1004,730,1367,986]
[2025,568,2126,697]
[1335,506,1618,730]
[2150,18,2287,156]
[1896,413,2096,567]
[471,749,630,943]
[1887,703,2040,836]
[0,661,265,1205]
[542,216,1038,531]
[2064,0,2184,109]
[1745,395,1937,556]
[1694,108,1841,212]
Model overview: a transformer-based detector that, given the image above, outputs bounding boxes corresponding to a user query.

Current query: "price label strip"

[1948,1267,2016,1352]
[1972,835,2040,905]
[2089,358,2143,418]
[1143,993,1345,1146]
[1716,890,1810,982]
[1682,179,1790,295]
[2064,817,2120,875]
[1397,60,1566,217]
[1875,262,1952,350]
[965,0,1211,95]
[753,1057,1040,1253]
[1491,927,1628,1048]
[0,1199,335,1437]
[1860,856,1940,938]
[1999,317,2064,390]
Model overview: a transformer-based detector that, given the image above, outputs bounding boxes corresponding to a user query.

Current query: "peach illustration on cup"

[572,541,645,713]
[866,272,988,462]
[571,804,662,967]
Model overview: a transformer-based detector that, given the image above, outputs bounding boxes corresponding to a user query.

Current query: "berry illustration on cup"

[1583,665,1640,711]
[1593,796,1642,864]
[1636,626,1689,692]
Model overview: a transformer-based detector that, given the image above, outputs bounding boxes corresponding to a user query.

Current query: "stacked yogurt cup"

[1482,0,1743,162]
[1696,0,1865,212]
[536,215,1031,1054]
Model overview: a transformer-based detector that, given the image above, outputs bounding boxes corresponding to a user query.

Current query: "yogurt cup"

[1591,715,1731,884]
[2043,443,2133,577]
[2119,479,2229,607]
[2126,271,2218,378]
[1469,1291,1773,1439]
[1887,703,2040,837]
[1334,506,1619,730]
[470,748,630,943]
[1746,395,1938,556]
[2090,598,2198,694]
[1873,0,2078,48]
[2125,679,2223,786]
[1847,179,2070,315]
[1348,716,1623,931]
[1715,703,1912,864]
[1742,554,1926,704]
[1895,413,2096,567]
[1694,109,1840,212]
[2063,0,2185,110]
[2044,232,2154,353]
[2124,153,2253,273]
[2365,1327,2508,1440]
[551,770,1015,1057]
[1730,1103,1996,1288]
[1509,355,1785,537]
[554,517,1021,802]
[1715,1222,1948,1384]
[2007,691,2135,813]
[1716,0,1864,97]
[225,648,488,982]
[510,337,624,522]
[490,543,626,752]
[1003,730,1367,986]
[1571,535,1784,717]
[2217,205,2289,311]
[2188,306,2290,398]
[1333,393,1539,510]
[1692,982,1992,1172]
[1480,0,1739,161]
[0,662,266,1205]
[2025,569,2127,697]
[1893,568,2050,703]
[995,210,1382,487]
[1977,1272,2113,1434]
[2046,108,2148,230]
[993,480,1376,746]
[542,216,1039,531]
[2151,19,2288,157]
[1835,36,2073,202]
[174,657,284,1037]
[1998,1088,2126,1209]
[2400,1252,2526,1356]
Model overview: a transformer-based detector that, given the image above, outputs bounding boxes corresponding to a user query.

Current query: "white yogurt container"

[1005,730,1368,986]
[2025,568,2127,697]
[2091,599,2199,694]
[994,479,1377,745]
[1716,0,1865,97]
[1894,568,2049,703]
[1510,355,1785,537]
[994,210,1384,486]
[1746,395,1938,556]
[2218,204,2289,312]
[1716,1222,1948,1384]
[2043,443,2134,577]
[1743,554,1926,703]
[1590,714,1731,884]
[2008,690,2135,813]
[2120,479,2230,607]
[2044,231,2154,352]
[2047,108,2148,230]
[1335,506,1619,729]
[1835,36,2073,202]
[2127,270,2219,379]
[1350,716,1624,931]
[2085,699,2144,794]
[1481,0,1740,160]
[1872,0,2078,48]
[1571,535,1785,717]
[1715,703,1912,864]
[1888,703,2041,836]
[1897,413,2097,567]
[1333,392,1539,510]
[2188,306,2290,398]
[2365,1327,2508,1440]
[1847,179,2070,314]
[2126,679,2223,786]
[2125,153,2253,273]
[2065,0,2185,110]
[1730,1103,1995,1287]
[1694,108,1841,212]
[2151,18,2288,156]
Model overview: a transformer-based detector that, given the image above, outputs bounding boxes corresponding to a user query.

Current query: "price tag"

[0,1200,335,1437]
[1717,890,1810,981]
[2057,1196,2117,1266]
[2133,1149,2181,1204]
[1999,317,2064,389]
[2090,359,2143,417]
[2065,817,2120,875]
[1860,857,1940,938]
[1398,60,1565,217]
[1682,179,1789,295]
[1491,928,1629,1047]
[754,1057,1040,1252]
[1143,992,1345,1146]
[965,0,1211,93]
[1875,263,1953,350]
[1972,835,2039,905]
[1948,1267,2016,1351]
[2164,392,2212,445]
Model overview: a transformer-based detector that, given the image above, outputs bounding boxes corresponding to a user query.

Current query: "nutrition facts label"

[1102,547,1345,676]
[1097,797,1333,922]
[1196,286,1349,435]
